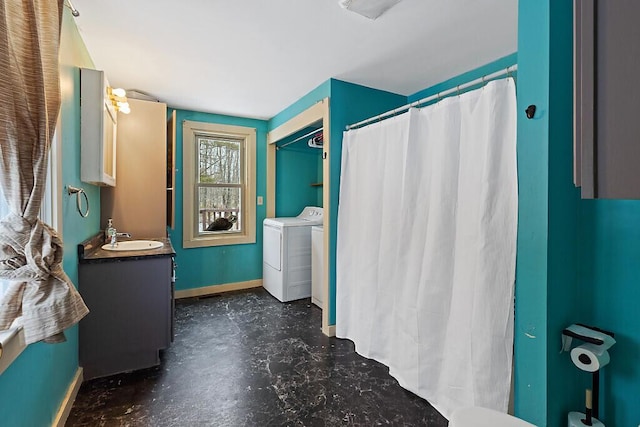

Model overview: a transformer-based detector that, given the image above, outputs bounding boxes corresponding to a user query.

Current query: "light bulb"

[112,88,126,97]
[119,103,131,114]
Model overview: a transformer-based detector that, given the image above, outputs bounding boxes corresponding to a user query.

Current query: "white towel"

[339,0,402,19]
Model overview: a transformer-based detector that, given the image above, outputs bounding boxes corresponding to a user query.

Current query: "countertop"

[78,233,176,264]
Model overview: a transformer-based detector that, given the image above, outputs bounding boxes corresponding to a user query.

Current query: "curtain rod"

[64,0,80,17]
[346,65,518,131]
[277,126,323,150]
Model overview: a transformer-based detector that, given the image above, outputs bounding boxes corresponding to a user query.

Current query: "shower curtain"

[336,78,517,419]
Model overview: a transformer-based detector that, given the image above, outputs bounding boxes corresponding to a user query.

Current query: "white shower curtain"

[336,78,517,419]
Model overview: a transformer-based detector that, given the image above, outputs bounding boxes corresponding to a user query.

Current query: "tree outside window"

[197,136,242,232]
[183,120,256,248]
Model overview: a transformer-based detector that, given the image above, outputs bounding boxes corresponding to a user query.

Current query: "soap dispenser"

[105,218,116,241]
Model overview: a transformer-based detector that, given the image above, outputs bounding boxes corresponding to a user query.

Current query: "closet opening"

[266,98,332,335]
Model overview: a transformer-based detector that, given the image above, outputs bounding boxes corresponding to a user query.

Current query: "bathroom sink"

[101,240,164,251]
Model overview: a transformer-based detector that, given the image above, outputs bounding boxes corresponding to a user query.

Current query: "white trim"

[0,327,26,375]
[322,324,336,338]
[266,98,332,335]
[266,99,328,219]
[45,116,63,233]
[182,120,257,248]
[268,100,327,144]
[175,279,262,299]
[52,368,83,427]
[319,100,331,336]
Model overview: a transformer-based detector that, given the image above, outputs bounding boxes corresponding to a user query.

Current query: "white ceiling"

[71,0,518,120]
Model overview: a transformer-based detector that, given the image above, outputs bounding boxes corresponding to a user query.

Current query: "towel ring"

[67,185,90,218]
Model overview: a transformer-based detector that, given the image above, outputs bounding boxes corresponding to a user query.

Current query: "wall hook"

[525,105,536,119]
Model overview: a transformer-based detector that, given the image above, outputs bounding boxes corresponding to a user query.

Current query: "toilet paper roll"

[571,343,610,372]
[568,412,604,427]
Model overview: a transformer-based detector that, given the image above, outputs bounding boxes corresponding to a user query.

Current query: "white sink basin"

[101,240,164,251]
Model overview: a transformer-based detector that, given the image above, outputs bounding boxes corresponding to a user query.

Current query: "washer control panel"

[298,206,323,222]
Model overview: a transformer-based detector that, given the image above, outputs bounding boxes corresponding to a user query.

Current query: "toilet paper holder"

[562,324,615,349]
[562,324,615,422]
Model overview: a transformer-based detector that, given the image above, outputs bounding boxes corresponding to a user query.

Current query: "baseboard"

[53,367,83,427]
[175,279,263,299]
[323,324,336,337]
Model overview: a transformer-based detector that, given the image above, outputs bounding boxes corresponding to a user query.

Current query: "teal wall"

[268,81,331,130]
[268,79,405,325]
[326,80,407,324]
[580,202,640,424]
[268,81,331,218]
[513,1,640,425]
[513,3,553,424]
[514,1,591,425]
[407,53,518,104]
[5,4,635,427]
[516,6,640,425]
[275,131,323,217]
[168,109,268,291]
[545,1,588,424]
[0,10,100,426]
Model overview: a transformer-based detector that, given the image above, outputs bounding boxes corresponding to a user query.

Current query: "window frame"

[182,120,256,248]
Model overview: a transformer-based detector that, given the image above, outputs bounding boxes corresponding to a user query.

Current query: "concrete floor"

[67,288,448,426]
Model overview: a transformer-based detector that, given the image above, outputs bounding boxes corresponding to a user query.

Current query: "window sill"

[183,232,256,248]
[0,326,26,375]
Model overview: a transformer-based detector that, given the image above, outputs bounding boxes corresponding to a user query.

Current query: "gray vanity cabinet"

[574,0,640,199]
[79,256,173,380]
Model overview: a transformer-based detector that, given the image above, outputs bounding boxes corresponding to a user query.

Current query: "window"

[183,121,256,248]
[0,122,61,299]
[0,121,61,374]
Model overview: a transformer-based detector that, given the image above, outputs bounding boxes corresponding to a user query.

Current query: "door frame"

[267,98,332,335]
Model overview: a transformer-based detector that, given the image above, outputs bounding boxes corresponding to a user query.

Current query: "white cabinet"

[80,68,117,187]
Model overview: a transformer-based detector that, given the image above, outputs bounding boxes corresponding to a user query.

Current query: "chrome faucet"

[110,231,132,247]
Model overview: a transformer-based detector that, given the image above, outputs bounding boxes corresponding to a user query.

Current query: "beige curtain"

[0,0,88,344]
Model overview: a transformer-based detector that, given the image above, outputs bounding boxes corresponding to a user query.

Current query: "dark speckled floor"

[67,288,449,426]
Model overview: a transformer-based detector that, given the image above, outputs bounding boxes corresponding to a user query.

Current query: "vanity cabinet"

[78,250,174,380]
[80,68,117,187]
[574,0,640,199]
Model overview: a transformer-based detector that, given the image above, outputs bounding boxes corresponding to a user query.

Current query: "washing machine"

[263,206,323,302]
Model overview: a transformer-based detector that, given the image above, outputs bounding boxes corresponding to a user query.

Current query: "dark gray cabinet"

[574,0,640,199]
[79,256,173,380]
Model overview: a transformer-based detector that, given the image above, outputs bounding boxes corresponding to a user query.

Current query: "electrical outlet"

[257,196,263,206]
